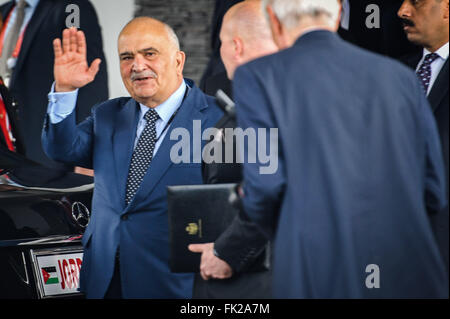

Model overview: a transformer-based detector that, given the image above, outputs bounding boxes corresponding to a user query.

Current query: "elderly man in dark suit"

[234,0,448,298]
[398,0,449,275]
[0,0,108,170]
[42,18,223,298]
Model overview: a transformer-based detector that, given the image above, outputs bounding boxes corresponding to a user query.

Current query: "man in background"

[0,13,23,154]
[234,0,447,298]
[0,0,108,171]
[189,0,277,299]
[338,0,420,59]
[200,0,243,97]
[398,0,449,275]
[0,78,23,154]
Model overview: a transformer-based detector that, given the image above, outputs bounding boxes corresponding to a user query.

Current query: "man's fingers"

[200,271,209,281]
[53,38,63,59]
[200,266,211,281]
[70,27,78,52]
[76,30,87,57]
[88,59,102,79]
[62,28,71,54]
[188,244,205,253]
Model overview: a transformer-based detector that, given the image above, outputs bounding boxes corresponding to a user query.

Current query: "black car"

[0,147,93,299]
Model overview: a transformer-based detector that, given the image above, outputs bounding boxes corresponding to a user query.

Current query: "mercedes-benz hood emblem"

[71,202,90,228]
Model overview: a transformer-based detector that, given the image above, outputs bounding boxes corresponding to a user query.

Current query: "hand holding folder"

[167,183,239,273]
[188,242,233,280]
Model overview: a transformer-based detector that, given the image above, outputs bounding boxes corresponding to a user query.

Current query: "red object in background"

[0,96,15,151]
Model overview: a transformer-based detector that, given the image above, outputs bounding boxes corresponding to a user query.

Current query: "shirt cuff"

[47,82,79,124]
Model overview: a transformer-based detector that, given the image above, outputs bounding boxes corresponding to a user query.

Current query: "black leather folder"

[167,183,238,273]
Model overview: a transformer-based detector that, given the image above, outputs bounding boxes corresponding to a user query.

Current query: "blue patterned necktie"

[416,53,439,93]
[125,109,159,205]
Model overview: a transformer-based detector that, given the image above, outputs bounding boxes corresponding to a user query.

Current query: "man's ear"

[334,1,343,31]
[444,0,449,20]
[233,37,244,63]
[175,51,186,76]
[266,5,286,49]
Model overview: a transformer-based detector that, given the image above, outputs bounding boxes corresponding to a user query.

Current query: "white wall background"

[0,0,135,99]
[90,0,134,99]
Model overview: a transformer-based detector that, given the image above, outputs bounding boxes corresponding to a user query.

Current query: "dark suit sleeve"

[202,113,267,273]
[234,65,286,240]
[214,212,268,273]
[419,81,448,213]
[74,0,109,123]
[41,110,94,169]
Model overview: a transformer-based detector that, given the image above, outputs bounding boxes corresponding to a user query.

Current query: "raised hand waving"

[53,27,101,92]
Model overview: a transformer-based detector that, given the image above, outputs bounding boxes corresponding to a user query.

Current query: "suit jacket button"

[121,214,129,221]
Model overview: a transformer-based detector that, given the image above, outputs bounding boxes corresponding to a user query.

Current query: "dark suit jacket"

[201,70,232,98]
[0,82,24,154]
[195,108,271,299]
[1,0,108,169]
[234,31,448,298]
[402,52,449,275]
[1,81,93,188]
[202,114,241,184]
[42,80,223,298]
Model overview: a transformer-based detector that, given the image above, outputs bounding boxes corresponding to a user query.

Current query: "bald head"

[224,0,274,44]
[119,17,180,51]
[220,0,277,79]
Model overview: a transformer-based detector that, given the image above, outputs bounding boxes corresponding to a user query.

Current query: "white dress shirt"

[340,0,350,30]
[47,80,187,157]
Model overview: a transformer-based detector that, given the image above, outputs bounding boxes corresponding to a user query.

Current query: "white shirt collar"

[139,80,187,124]
[423,42,449,60]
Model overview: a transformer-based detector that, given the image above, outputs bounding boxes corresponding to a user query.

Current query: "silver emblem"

[71,202,90,228]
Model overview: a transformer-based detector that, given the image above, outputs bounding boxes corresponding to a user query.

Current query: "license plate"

[30,247,84,298]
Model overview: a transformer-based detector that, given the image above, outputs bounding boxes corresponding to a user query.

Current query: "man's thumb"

[88,58,101,78]
[188,244,204,253]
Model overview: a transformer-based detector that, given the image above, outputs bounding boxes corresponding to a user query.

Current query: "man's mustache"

[131,70,158,81]
[400,18,415,27]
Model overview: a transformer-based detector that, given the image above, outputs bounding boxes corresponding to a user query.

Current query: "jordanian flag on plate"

[41,267,59,285]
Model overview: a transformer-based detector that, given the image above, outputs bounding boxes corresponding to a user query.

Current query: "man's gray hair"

[262,0,340,29]
[164,24,181,51]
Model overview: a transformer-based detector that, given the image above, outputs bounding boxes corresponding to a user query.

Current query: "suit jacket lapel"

[402,52,448,113]
[113,98,140,210]
[428,58,449,113]
[0,2,15,20]
[10,0,53,87]
[403,52,422,70]
[126,86,207,212]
